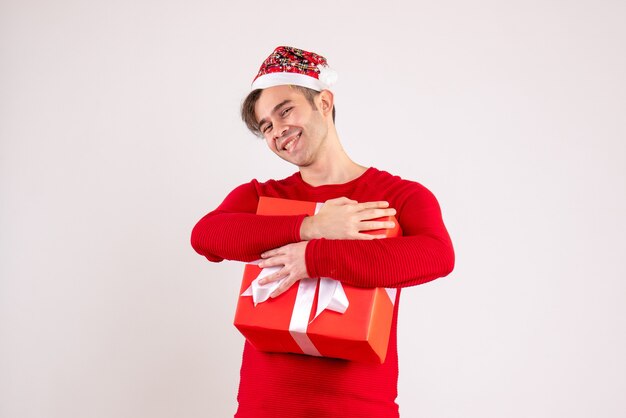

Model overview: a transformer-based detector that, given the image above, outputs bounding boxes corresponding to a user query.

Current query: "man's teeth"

[283,134,299,151]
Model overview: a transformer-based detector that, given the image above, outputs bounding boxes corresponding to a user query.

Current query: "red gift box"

[233,197,401,363]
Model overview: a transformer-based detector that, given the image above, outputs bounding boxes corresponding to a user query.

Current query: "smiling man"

[191,46,455,418]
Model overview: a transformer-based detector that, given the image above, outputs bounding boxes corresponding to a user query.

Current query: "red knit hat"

[251,46,338,92]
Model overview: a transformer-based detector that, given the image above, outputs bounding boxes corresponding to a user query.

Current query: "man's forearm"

[305,234,455,288]
[191,211,306,262]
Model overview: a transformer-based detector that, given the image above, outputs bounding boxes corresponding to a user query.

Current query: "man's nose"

[273,123,288,140]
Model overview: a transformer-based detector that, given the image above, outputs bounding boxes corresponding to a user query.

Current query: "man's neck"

[295,122,367,187]
[299,152,367,187]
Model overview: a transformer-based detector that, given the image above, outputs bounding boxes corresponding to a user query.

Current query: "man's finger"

[261,247,284,258]
[325,197,358,206]
[258,267,287,285]
[355,201,390,211]
[351,232,390,240]
[358,220,396,231]
[355,208,396,221]
[270,276,294,298]
[258,256,285,269]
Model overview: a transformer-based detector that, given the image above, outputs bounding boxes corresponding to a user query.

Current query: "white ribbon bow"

[241,261,349,356]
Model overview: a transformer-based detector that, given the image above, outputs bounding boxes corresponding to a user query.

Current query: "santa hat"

[251,46,338,91]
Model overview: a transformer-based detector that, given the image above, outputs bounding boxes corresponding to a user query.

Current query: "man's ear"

[318,90,334,117]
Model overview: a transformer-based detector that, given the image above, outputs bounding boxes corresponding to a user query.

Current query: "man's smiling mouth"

[280,131,301,151]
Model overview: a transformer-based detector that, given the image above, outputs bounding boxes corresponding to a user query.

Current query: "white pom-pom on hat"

[317,65,338,88]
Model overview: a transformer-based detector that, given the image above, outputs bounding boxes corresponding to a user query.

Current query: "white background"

[1,1,625,417]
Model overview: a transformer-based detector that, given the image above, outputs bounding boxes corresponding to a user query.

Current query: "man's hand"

[257,241,308,298]
[300,197,397,240]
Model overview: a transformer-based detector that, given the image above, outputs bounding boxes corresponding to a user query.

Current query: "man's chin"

[279,155,312,168]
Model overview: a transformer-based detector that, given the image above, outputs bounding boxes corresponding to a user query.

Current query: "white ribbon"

[240,261,282,305]
[241,267,349,356]
[241,264,399,357]
[288,278,323,356]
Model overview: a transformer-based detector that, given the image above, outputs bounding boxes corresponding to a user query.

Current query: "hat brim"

[251,72,328,92]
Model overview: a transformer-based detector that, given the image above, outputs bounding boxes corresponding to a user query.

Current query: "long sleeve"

[190,182,306,262]
[305,182,455,288]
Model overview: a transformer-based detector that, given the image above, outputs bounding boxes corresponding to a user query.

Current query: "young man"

[191,46,455,418]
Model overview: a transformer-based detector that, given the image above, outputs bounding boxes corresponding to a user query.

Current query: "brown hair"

[241,85,336,137]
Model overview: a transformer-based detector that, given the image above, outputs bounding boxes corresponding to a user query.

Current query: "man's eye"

[281,107,292,117]
[262,124,272,134]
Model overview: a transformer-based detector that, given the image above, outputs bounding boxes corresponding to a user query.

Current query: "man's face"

[254,85,328,167]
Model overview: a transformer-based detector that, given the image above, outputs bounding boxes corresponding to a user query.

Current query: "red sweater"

[191,167,454,417]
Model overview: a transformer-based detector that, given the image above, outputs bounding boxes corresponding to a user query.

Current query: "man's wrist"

[300,216,318,241]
